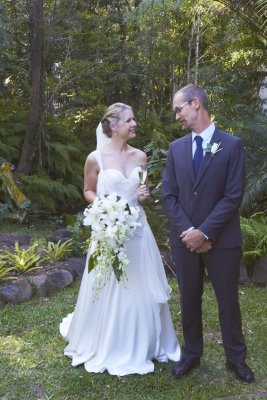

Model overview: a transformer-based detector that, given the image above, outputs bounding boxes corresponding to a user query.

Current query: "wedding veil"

[96,122,111,150]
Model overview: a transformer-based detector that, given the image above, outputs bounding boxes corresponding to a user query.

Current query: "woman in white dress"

[60,103,180,376]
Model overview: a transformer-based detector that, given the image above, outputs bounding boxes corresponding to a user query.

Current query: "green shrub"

[41,239,73,262]
[2,242,42,274]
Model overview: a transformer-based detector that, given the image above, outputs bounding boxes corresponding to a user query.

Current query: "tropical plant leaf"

[125,203,131,214]
[0,259,15,281]
[2,242,42,274]
[88,253,96,273]
[217,0,267,39]
[41,239,73,262]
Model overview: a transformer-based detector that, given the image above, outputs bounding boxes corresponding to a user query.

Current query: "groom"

[162,84,254,383]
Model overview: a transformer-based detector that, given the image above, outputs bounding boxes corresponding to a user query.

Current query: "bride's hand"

[137,184,150,203]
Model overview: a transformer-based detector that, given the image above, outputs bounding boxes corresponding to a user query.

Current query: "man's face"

[173,93,197,131]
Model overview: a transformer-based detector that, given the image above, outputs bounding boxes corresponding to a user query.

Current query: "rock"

[0,232,33,251]
[0,278,32,304]
[48,229,73,243]
[62,257,85,279]
[251,256,267,286]
[47,269,74,289]
[239,264,250,284]
[29,274,57,297]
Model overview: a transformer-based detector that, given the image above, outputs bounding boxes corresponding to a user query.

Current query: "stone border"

[0,257,85,307]
[0,230,266,307]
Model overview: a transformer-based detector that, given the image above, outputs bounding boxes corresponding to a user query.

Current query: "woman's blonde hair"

[101,103,132,138]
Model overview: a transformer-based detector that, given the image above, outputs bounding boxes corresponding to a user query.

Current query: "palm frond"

[242,165,267,215]
[216,0,267,39]
[249,213,267,254]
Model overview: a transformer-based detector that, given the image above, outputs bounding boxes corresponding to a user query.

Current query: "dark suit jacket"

[162,127,245,249]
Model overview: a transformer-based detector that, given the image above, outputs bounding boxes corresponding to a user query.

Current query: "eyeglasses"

[174,98,195,114]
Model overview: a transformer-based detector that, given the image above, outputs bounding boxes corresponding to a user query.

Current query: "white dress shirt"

[192,122,215,158]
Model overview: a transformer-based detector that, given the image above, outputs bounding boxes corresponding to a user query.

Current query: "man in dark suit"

[162,84,254,383]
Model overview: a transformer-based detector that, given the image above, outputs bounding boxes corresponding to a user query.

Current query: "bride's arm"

[83,153,99,203]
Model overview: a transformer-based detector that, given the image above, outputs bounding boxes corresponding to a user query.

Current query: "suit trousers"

[171,245,247,364]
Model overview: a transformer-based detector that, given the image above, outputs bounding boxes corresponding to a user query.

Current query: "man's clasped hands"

[180,229,212,254]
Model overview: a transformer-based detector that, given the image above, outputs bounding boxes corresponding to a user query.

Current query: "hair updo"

[101,103,132,138]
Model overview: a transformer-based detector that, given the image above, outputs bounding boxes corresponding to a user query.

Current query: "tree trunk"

[194,12,200,85]
[186,21,194,84]
[17,0,43,174]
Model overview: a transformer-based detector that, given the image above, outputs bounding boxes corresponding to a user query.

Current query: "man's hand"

[195,240,213,254]
[180,228,205,251]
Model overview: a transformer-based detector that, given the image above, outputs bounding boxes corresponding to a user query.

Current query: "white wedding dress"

[59,150,180,376]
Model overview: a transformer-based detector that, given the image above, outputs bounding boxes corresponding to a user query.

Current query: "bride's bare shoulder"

[129,147,147,163]
[84,151,98,169]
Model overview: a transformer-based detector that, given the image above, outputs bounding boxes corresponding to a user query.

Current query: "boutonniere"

[204,141,223,157]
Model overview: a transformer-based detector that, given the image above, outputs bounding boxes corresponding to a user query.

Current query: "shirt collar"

[192,122,215,142]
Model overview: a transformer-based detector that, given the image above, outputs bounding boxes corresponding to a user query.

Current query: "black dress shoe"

[172,357,200,379]
[226,361,255,383]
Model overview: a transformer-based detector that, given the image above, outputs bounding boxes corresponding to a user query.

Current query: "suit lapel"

[183,134,195,185]
[193,128,222,189]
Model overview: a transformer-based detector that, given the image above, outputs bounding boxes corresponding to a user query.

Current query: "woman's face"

[115,108,137,140]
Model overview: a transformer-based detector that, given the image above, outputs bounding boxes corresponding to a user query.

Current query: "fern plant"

[41,239,73,262]
[248,212,267,256]
[2,242,42,274]
[240,212,267,264]
[18,173,83,213]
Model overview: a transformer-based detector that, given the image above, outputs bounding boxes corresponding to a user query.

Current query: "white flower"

[204,141,223,157]
[83,192,140,296]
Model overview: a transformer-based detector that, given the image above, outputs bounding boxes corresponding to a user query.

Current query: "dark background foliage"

[0,0,266,218]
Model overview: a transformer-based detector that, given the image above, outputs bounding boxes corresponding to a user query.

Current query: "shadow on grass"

[0,281,266,400]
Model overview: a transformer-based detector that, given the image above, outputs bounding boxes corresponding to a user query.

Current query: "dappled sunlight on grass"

[0,280,266,400]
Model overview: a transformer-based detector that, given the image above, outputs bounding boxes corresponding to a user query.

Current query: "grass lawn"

[0,278,266,400]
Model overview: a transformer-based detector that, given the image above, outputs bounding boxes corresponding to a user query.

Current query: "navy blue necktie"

[193,136,203,177]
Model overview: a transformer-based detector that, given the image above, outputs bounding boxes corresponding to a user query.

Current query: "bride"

[59,103,180,376]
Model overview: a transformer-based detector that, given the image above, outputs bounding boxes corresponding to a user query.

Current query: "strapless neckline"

[101,166,139,180]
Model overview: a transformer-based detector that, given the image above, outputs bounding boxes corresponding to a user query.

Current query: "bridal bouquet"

[83,192,140,294]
